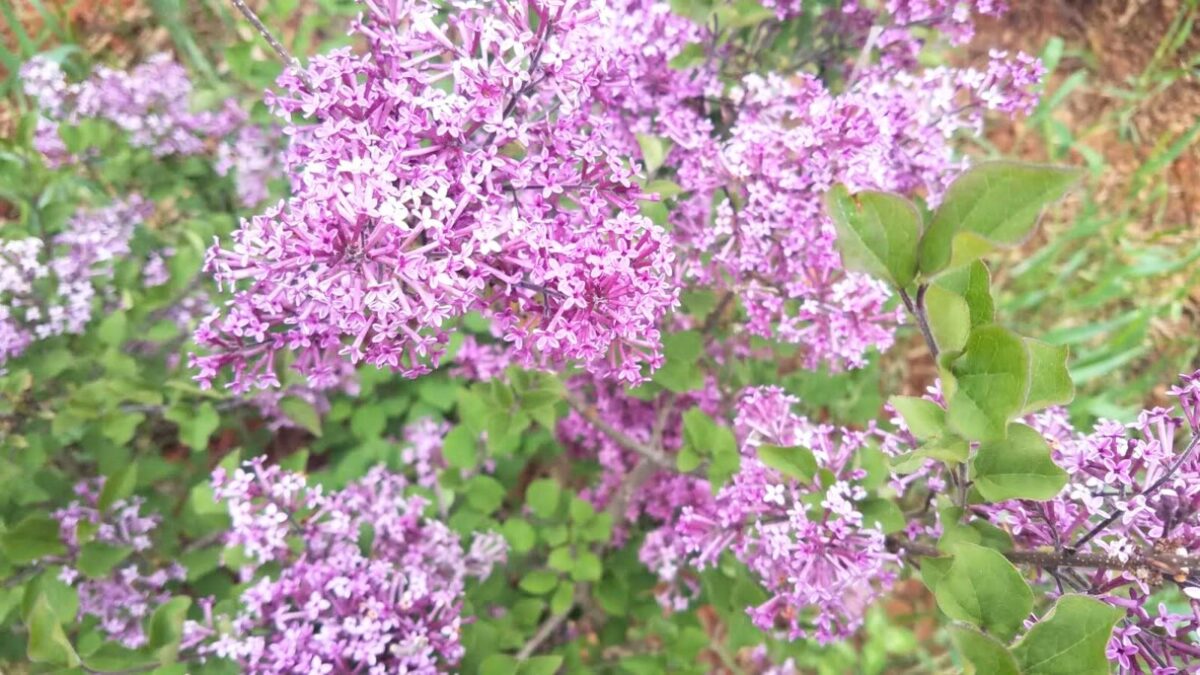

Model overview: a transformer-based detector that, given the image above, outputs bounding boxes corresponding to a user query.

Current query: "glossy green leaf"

[935,260,994,327]
[98,462,138,512]
[920,161,1082,275]
[147,596,192,663]
[520,570,559,595]
[826,185,921,287]
[466,475,506,514]
[77,542,134,579]
[1021,338,1074,415]
[972,423,1068,502]
[442,425,478,471]
[279,396,322,436]
[1,514,66,563]
[526,479,561,519]
[889,396,946,440]
[924,284,971,354]
[933,543,1032,641]
[636,133,671,174]
[26,594,79,667]
[1012,595,1123,674]
[859,497,905,534]
[944,325,1031,442]
[951,626,1019,675]
[520,655,564,675]
[756,444,817,481]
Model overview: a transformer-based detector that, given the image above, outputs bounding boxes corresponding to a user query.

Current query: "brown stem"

[890,537,1200,573]
[565,393,674,470]
[899,285,939,359]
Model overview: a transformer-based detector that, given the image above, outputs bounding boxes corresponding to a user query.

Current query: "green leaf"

[442,425,478,471]
[350,404,387,440]
[924,284,971,354]
[676,445,702,472]
[502,519,536,554]
[1012,595,1123,674]
[147,596,192,663]
[520,655,564,675]
[654,330,706,393]
[826,185,921,287]
[526,479,561,519]
[77,542,134,579]
[919,556,952,594]
[82,642,158,672]
[951,626,1019,675]
[935,260,994,327]
[859,497,905,534]
[466,475,506,514]
[669,41,706,69]
[933,543,1032,641]
[920,161,1082,275]
[98,462,138,512]
[26,594,79,667]
[519,570,559,595]
[972,423,1068,502]
[178,402,220,451]
[1021,338,1074,415]
[944,325,1031,442]
[1,514,66,563]
[550,580,575,614]
[279,396,322,436]
[756,444,817,481]
[97,311,128,347]
[572,551,602,582]
[889,396,946,440]
[636,133,671,175]
[481,653,519,675]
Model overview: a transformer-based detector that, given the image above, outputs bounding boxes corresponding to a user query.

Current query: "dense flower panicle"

[886,0,1007,45]
[20,55,280,205]
[50,480,185,648]
[0,197,150,368]
[641,387,898,644]
[194,459,504,673]
[194,0,678,393]
[602,1,1043,371]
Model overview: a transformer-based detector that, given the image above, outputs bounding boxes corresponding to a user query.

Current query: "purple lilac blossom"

[0,197,150,369]
[20,54,280,206]
[640,387,899,644]
[192,1,678,393]
[189,459,505,673]
[51,480,186,648]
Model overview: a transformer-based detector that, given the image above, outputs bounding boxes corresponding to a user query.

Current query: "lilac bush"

[2,1,1198,674]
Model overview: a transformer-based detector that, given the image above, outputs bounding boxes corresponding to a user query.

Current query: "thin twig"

[890,537,1200,572]
[1071,435,1200,550]
[565,393,675,469]
[899,286,940,359]
[228,0,311,87]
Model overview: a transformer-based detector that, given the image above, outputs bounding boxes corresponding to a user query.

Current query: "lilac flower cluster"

[594,1,1044,371]
[970,373,1200,672]
[20,54,279,207]
[640,387,898,644]
[190,459,505,673]
[50,480,186,648]
[193,1,678,393]
[0,196,149,368]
